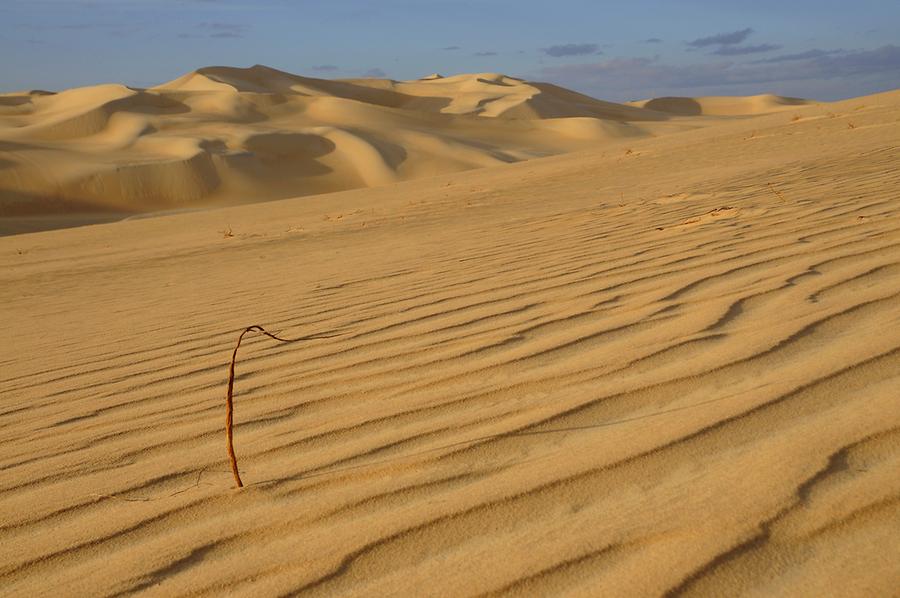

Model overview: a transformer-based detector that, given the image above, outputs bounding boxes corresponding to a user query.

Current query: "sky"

[2,0,899,101]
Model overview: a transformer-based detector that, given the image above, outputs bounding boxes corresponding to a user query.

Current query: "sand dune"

[1,65,818,231]
[629,93,813,116]
[1,87,899,595]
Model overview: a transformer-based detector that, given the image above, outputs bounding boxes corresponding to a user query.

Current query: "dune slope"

[1,90,899,596]
[629,93,813,116]
[1,65,823,232]
[0,65,676,224]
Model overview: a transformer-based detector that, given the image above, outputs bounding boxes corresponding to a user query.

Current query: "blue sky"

[2,0,898,101]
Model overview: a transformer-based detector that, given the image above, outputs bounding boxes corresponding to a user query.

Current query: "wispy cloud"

[643,38,663,44]
[311,65,338,72]
[442,45,460,51]
[711,43,781,56]
[362,67,386,77]
[752,48,845,63]
[688,28,754,48]
[538,45,900,99]
[197,21,249,38]
[542,43,600,57]
[18,21,146,35]
[474,51,498,56]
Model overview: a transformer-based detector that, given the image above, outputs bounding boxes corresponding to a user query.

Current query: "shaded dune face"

[0,64,809,221]
[634,94,812,116]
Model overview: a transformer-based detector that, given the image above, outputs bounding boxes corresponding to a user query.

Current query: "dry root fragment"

[225,325,341,488]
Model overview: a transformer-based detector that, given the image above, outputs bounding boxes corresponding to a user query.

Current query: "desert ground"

[1,68,899,596]
[0,65,810,234]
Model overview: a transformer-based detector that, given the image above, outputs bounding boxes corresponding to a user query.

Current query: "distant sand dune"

[629,93,813,116]
[1,65,820,227]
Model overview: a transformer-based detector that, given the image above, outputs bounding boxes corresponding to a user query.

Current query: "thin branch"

[88,468,210,502]
[767,182,787,202]
[226,325,342,489]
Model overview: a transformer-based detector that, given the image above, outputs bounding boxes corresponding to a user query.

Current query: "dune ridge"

[1,65,812,229]
[629,94,813,116]
[1,88,899,595]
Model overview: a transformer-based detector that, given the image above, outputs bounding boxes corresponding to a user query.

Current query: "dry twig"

[226,325,341,488]
[88,468,210,502]
[767,183,787,202]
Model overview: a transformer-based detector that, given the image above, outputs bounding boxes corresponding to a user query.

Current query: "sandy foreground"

[2,84,900,596]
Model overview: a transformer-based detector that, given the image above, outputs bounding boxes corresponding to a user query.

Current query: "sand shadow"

[642,97,703,116]
[247,393,739,489]
[231,132,338,178]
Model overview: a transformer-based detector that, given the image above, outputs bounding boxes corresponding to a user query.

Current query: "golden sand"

[1,71,898,595]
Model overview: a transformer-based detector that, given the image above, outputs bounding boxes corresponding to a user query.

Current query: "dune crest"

[629,93,814,116]
[0,65,818,226]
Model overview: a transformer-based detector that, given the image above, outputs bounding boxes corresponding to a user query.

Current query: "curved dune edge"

[1,88,899,595]
[0,64,819,221]
[628,93,814,116]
